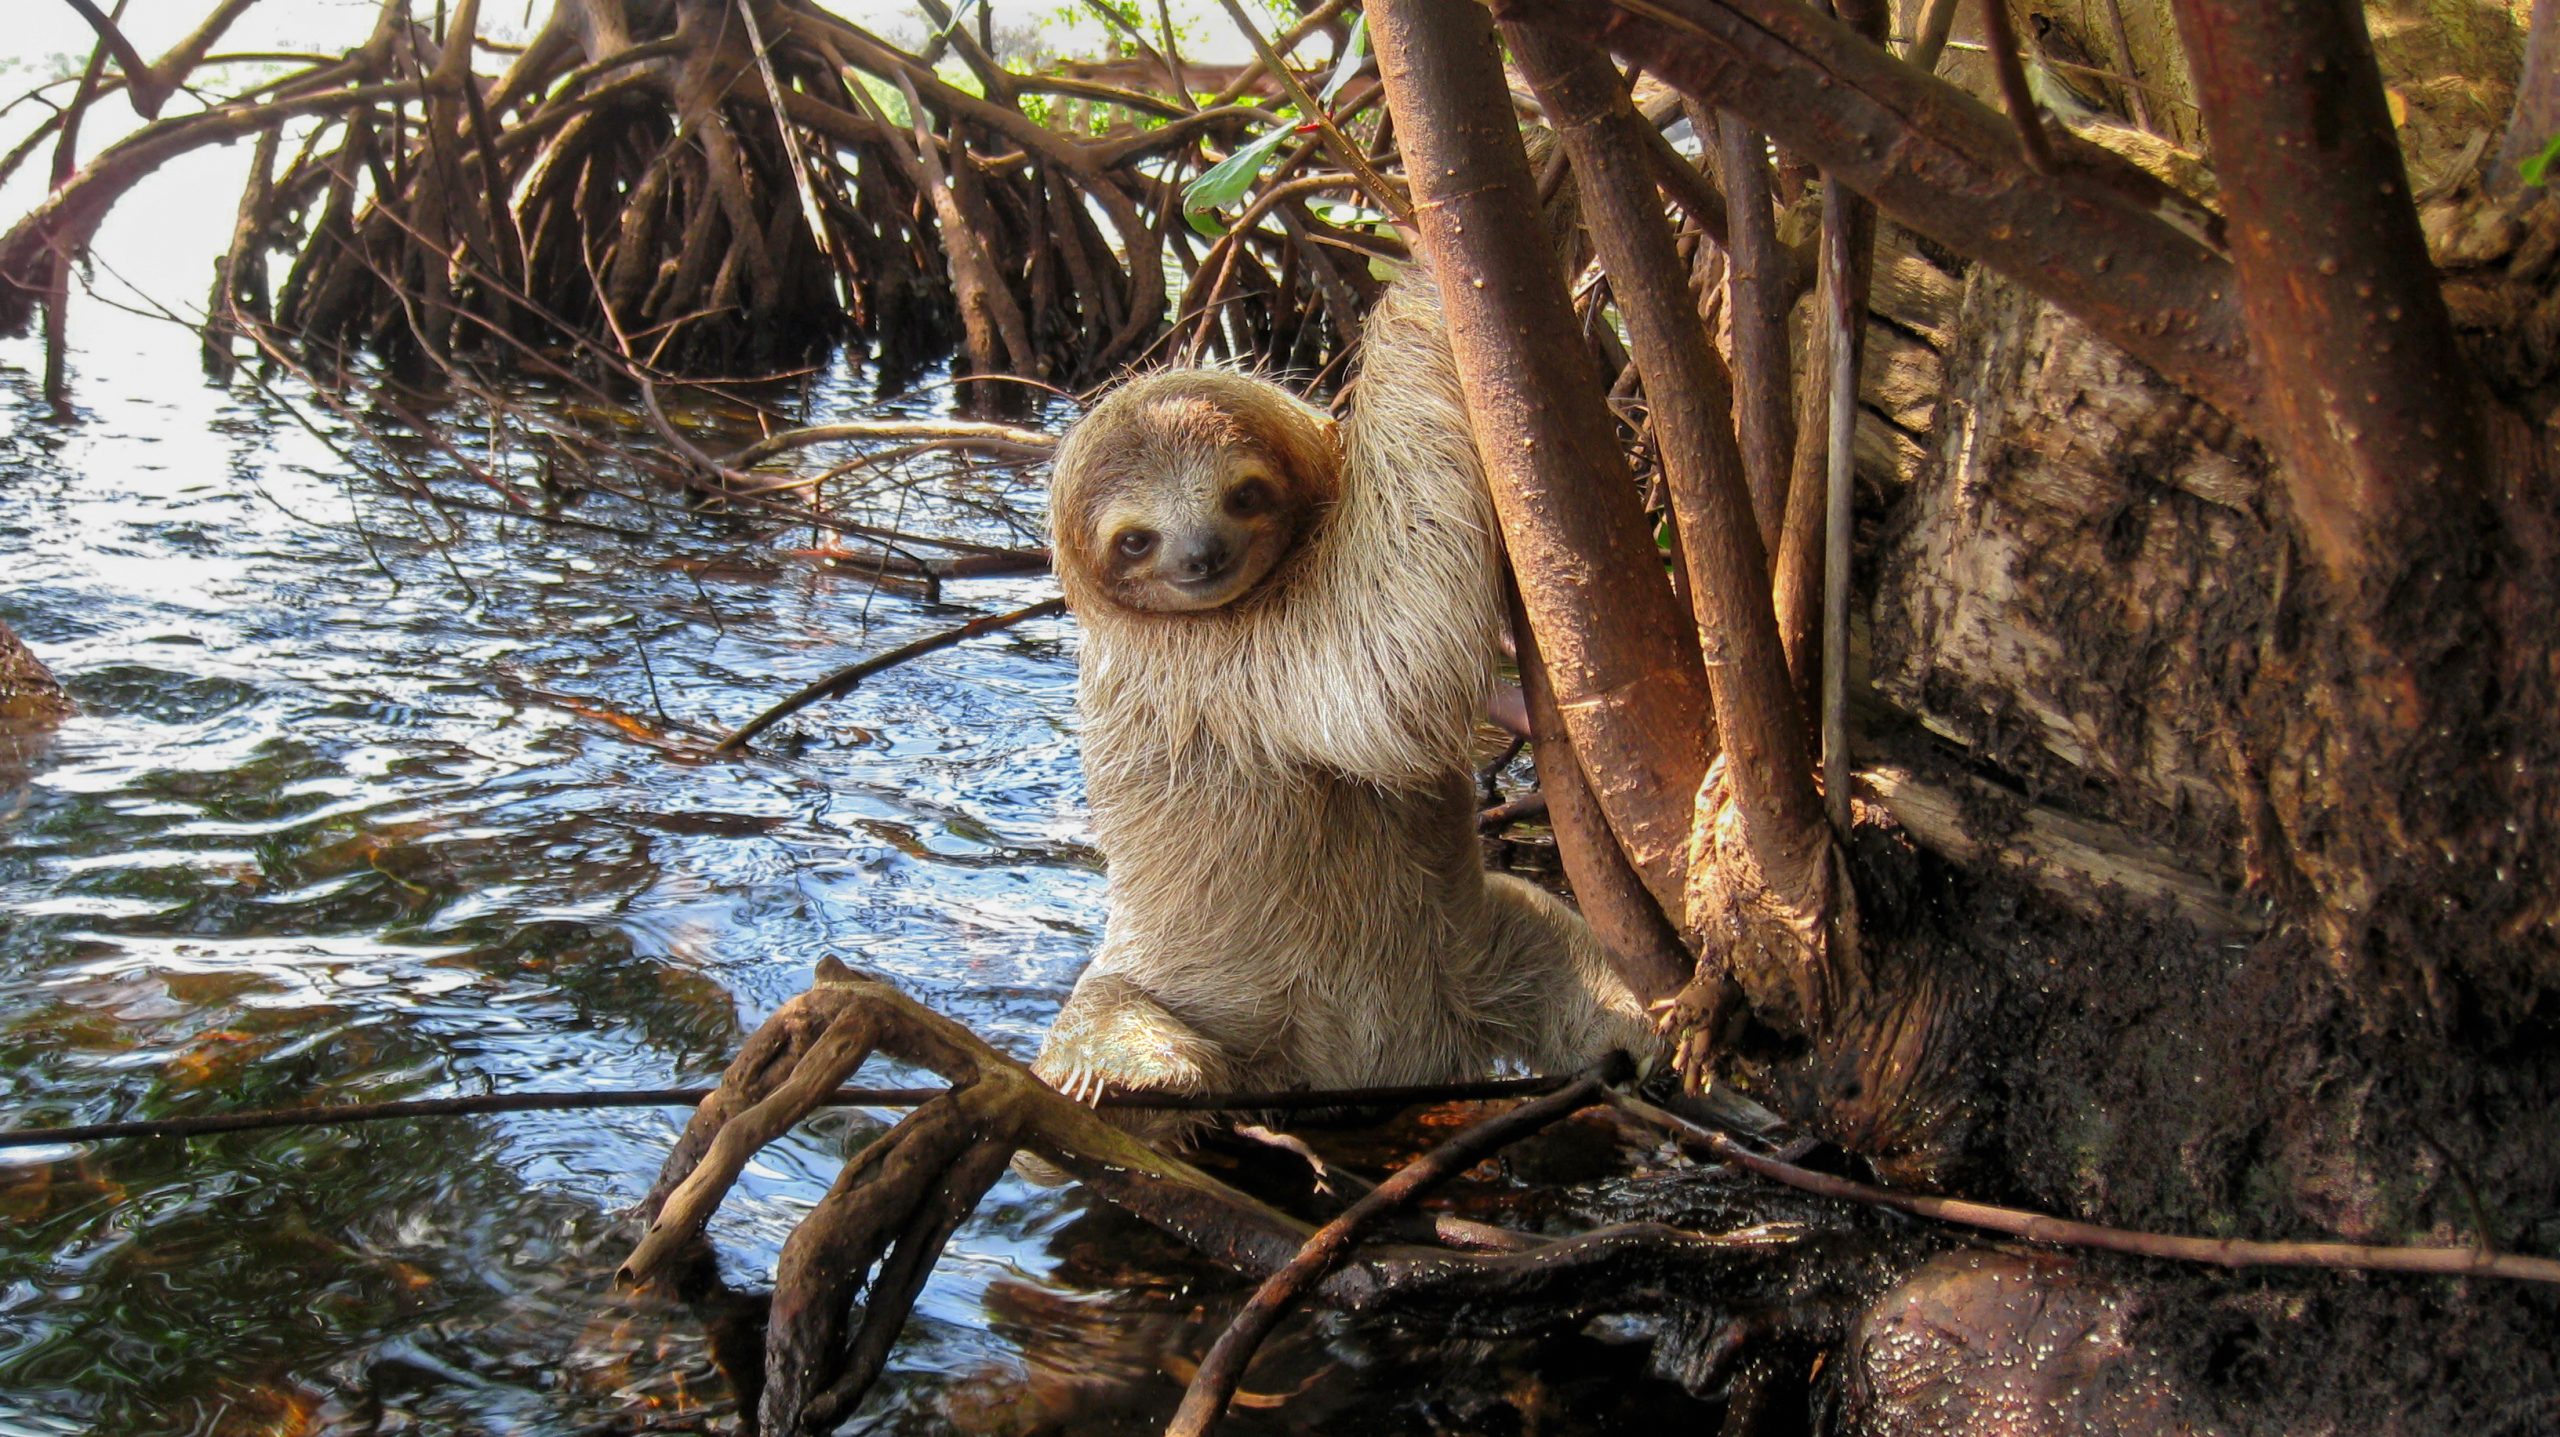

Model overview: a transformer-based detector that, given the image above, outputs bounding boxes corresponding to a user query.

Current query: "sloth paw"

[1032,972,1230,1114]
[1649,970,1742,1094]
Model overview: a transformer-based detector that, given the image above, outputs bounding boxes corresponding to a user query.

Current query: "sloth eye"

[1113,528,1158,560]
[1224,478,1275,517]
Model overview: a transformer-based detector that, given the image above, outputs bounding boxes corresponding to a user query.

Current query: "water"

[0,285,1098,1428]
[0,141,1712,1437]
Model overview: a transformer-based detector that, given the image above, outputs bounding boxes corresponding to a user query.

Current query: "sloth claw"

[1650,972,1739,1093]
[1037,1057,1116,1107]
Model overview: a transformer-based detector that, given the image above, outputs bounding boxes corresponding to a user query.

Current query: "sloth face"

[1088,454,1298,612]
[1053,373,1337,615]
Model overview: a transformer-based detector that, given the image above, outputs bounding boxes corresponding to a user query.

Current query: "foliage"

[2524,130,2560,187]
[1181,16,1367,234]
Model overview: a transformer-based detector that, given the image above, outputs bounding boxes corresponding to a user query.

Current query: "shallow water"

[0,158,1719,1435]
[0,283,1105,1428]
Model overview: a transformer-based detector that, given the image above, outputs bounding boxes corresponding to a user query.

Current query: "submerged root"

[621,960,1816,1433]
[620,959,1323,1433]
[616,961,2560,1435]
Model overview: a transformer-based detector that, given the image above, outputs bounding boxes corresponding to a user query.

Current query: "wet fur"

[1037,275,1658,1144]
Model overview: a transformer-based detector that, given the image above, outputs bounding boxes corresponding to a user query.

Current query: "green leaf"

[2522,132,2560,188]
[1319,15,1368,107]
[1183,126,1291,218]
[1187,207,1229,239]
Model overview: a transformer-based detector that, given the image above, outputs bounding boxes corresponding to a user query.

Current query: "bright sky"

[0,0,1264,80]
[0,0,1276,330]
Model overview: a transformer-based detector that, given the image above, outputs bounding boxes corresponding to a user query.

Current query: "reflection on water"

[0,307,1107,1430]
[0,156,1708,1437]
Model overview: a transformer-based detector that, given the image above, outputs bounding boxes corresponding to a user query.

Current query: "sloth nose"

[1173,536,1232,581]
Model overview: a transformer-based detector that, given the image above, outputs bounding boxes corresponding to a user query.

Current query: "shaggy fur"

[1035,274,1659,1145]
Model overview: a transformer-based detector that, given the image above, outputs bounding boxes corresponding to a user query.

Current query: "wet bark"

[1512,587,1694,1005]
[1710,110,1793,559]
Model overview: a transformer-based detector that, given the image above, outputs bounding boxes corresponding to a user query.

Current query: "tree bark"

[1710,109,1793,559]
[1371,0,1715,920]
[1513,587,1694,1005]
[1512,29,1847,1036]
[1492,0,2260,427]
[2170,0,2486,608]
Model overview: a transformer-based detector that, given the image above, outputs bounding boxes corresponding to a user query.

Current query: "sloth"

[1032,271,1660,1147]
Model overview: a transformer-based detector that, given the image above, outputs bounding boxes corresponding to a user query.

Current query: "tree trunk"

[1511,27,1850,1039]
[1371,0,1716,920]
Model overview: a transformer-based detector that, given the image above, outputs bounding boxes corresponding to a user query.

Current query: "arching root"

[619,957,1321,1436]
[620,960,1814,1435]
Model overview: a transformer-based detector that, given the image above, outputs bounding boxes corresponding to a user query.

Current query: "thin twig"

[1212,0,1413,228]
[1609,1092,2560,1287]
[1168,1058,1628,1436]
[1208,0,1355,107]
[710,596,1067,757]
[1980,0,2055,173]
[725,418,1055,469]
[1,1073,1588,1150]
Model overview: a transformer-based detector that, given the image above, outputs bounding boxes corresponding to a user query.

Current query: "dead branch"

[621,963,1810,1431]
[725,417,1055,469]
[617,962,1484,1432]
[711,596,1067,756]
[0,1073,1592,1151]
[621,966,2560,1437]
[1610,1091,2560,1287]
[1167,1059,1627,1437]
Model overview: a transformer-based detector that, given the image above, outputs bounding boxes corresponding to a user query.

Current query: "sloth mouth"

[1145,563,1260,612]
[1170,565,1237,593]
